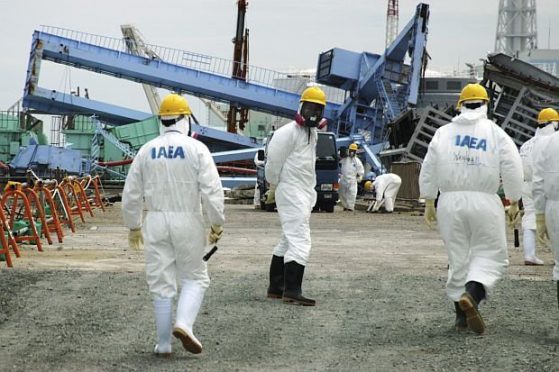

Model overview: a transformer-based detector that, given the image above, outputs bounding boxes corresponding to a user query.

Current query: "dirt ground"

[1,201,558,372]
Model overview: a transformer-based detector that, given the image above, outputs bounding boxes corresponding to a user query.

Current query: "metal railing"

[39,26,346,103]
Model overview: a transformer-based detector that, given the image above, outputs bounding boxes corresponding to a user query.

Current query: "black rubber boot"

[458,281,486,334]
[267,255,284,299]
[282,261,316,306]
[454,302,467,330]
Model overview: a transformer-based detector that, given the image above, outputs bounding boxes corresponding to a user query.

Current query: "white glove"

[208,224,223,244]
[265,184,276,205]
[128,229,143,251]
[424,199,437,229]
[506,201,520,229]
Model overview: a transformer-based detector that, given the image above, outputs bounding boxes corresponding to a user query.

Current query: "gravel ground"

[1,203,558,371]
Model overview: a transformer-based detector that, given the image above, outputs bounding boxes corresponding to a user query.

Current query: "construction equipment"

[386,0,399,48]
[381,52,559,165]
[22,3,430,175]
[227,0,250,133]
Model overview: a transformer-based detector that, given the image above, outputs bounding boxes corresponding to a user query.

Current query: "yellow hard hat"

[457,83,489,108]
[4,181,22,192]
[159,93,192,116]
[300,86,326,106]
[537,108,559,124]
[364,181,373,192]
[349,143,358,151]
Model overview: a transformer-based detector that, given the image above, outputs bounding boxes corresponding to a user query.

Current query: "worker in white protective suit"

[365,173,402,213]
[519,108,559,265]
[339,143,365,211]
[532,107,559,310]
[122,93,225,356]
[264,86,327,306]
[419,83,523,335]
[253,150,265,209]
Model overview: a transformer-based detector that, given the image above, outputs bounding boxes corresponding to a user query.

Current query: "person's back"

[130,133,222,216]
[374,173,401,194]
[534,130,559,206]
[423,115,520,198]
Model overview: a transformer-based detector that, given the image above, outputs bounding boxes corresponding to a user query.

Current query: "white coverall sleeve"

[498,131,523,202]
[419,130,440,199]
[198,147,225,226]
[357,158,365,179]
[265,129,294,186]
[122,150,145,230]
[532,142,547,214]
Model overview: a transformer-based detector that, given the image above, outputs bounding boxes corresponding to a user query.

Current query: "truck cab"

[256,131,339,212]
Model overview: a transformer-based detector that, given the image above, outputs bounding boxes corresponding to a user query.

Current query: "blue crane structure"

[22,3,429,174]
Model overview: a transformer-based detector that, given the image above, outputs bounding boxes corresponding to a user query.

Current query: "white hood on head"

[453,104,488,125]
[163,117,190,135]
[536,121,558,136]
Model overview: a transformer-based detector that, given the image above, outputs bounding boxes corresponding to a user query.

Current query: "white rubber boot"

[524,229,544,265]
[173,280,206,354]
[153,297,172,356]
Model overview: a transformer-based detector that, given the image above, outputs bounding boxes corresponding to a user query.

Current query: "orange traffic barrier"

[71,177,94,218]
[21,184,53,245]
[1,187,43,251]
[82,175,106,212]
[53,181,78,232]
[0,206,20,268]
[33,180,64,243]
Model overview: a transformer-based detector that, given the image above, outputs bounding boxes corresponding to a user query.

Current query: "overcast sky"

[0,0,558,115]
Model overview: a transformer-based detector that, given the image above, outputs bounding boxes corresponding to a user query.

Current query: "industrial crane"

[120,25,162,115]
[121,24,228,124]
[386,0,399,48]
[227,0,250,133]
[22,3,430,174]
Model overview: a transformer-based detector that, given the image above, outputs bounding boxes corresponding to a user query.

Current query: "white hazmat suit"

[532,130,559,281]
[519,125,556,264]
[339,155,364,211]
[265,121,317,266]
[419,105,523,301]
[253,151,265,208]
[371,173,402,212]
[122,122,224,354]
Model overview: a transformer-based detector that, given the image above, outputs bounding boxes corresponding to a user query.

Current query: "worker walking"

[519,108,559,265]
[532,108,559,309]
[264,86,327,306]
[122,93,225,356]
[365,173,402,213]
[419,84,523,334]
[339,143,365,211]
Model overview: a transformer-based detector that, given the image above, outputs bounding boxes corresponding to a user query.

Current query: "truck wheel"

[324,203,335,213]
